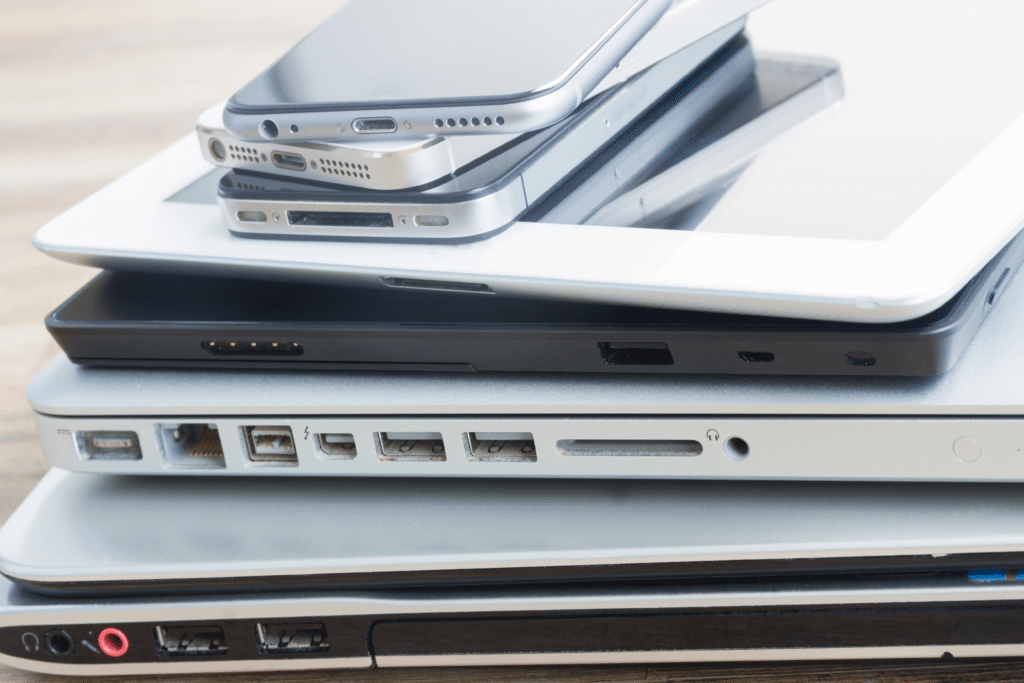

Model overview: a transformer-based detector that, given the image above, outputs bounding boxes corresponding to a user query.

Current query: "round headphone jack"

[208,137,226,161]
[98,627,129,657]
[45,630,75,658]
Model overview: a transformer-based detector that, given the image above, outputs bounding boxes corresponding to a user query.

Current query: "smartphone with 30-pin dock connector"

[218,29,751,242]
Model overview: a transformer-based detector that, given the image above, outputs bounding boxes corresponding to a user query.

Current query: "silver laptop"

[4,469,1024,596]
[3,471,1024,674]
[27,246,1024,480]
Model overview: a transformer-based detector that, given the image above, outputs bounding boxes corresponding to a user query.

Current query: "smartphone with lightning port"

[218,29,751,242]
[222,0,676,142]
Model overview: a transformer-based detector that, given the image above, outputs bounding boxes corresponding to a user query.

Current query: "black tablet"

[45,228,1024,376]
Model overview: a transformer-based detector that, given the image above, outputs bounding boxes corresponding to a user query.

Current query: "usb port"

[271,150,306,171]
[377,432,446,461]
[74,431,142,461]
[154,625,228,656]
[255,622,329,654]
[316,433,357,459]
[466,432,537,462]
[243,426,298,465]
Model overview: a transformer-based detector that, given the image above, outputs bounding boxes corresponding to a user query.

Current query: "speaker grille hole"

[844,350,877,367]
[227,144,259,163]
[317,159,371,180]
[440,116,498,127]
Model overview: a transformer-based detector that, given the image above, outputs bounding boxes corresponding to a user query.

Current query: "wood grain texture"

[1,2,1023,681]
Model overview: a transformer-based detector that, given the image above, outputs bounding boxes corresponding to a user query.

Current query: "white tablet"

[33,1,1024,323]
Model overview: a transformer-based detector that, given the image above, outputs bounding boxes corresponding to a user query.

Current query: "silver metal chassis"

[222,180,526,240]
[4,575,1024,675]
[26,240,1024,479]
[5,469,1024,588]
[197,120,459,191]
[196,0,765,191]
[220,19,745,241]
[32,409,1024,481]
[222,0,670,143]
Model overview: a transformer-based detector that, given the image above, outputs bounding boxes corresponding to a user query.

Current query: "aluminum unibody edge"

[222,0,672,142]
[3,469,1024,587]
[24,247,1024,480]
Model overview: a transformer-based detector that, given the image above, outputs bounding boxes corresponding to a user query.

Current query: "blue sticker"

[1016,570,1024,581]
[968,568,1008,582]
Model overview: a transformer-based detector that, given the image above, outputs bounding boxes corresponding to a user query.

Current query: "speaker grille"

[317,158,371,181]
[228,145,260,163]
[435,115,503,129]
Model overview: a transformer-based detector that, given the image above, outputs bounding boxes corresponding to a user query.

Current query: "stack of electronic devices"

[5,0,1024,676]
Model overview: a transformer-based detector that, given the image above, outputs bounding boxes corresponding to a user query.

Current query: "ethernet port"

[243,426,298,466]
[154,625,228,656]
[466,432,537,462]
[74,431,142,461]
[316,433,357,459]
[255,622,328,654]
[156,424,225,469]
[376,432,446,461]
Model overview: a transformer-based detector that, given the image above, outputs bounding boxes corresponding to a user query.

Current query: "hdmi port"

[271,151,306,171]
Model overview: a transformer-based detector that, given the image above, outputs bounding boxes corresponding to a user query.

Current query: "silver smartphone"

[223,0,673,143]
[197,0,765,191]
[219,25,750,242]
[198,102,518,191]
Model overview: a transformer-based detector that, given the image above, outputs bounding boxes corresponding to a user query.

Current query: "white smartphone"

[223,0,673,143]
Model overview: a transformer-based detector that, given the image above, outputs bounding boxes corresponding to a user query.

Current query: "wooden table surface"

[2,2,1023,681]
